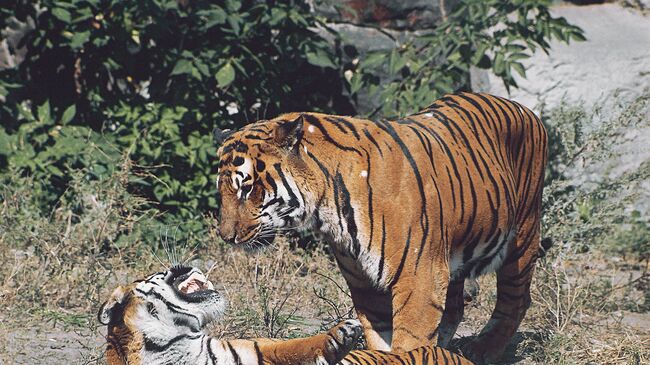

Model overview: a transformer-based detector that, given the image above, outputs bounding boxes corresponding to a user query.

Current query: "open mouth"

[177,271,215,295]
[169,267,217,300]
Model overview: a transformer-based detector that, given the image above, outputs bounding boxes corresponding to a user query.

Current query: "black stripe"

[325,116,361,140]
[375,120,430,267]
[306,150,331,184]
[143,333,200,352]
[363,129,383,157]
[207,338,219,364]
[363,147,374,251]
[377,216,387,284]
[388,228,411,287]
[253,342,265,364]
[303,114,362,155]
[273,163,299,208]
[226,341,243,365]
[335,172,360,259]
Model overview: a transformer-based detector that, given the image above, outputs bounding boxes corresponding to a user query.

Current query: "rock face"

[474,3,650,115]
[311,0,459,114]
[474,3,650,214]
[312,0,458,30]
[0,16,33,70]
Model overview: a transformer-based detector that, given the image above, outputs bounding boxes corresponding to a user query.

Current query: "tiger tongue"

[182,281,200,294]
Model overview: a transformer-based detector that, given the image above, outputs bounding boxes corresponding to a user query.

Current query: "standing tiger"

[98,265,473,365]
[215,92,548,364]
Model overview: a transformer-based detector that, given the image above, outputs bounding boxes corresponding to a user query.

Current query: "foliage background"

[0,0,583,240]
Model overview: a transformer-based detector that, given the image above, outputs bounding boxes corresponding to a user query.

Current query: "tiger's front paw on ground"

[460,338,505,365]
[325,319,363,361]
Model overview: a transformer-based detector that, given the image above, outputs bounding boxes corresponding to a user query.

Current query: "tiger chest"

[312,206,385,289]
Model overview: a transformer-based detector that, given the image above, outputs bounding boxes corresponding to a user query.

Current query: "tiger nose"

[217,223,237,244]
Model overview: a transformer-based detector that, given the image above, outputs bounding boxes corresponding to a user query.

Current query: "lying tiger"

[98,265,472,364]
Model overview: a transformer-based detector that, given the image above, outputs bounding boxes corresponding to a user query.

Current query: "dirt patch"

[0,313,103,365]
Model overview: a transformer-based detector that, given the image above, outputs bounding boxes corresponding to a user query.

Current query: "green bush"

[1,0,348,221]
[0,0,584,241]
[541,94,650,260]
[346,0,585,118]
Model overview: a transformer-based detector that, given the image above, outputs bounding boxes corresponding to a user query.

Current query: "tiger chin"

[97,265,362,365]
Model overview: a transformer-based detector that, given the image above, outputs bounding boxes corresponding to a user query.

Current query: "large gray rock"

[475,3,650,114]
[0,16,33,70]
[312,0,459,30]
[474,3,650,215]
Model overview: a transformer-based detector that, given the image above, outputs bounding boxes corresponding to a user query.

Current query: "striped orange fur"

[216,92,547,364]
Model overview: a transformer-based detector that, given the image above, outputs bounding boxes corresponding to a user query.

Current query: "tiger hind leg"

[461,218,541,364]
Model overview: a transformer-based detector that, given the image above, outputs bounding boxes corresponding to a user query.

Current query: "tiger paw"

[460,337,505,365]
[324,319,363,362]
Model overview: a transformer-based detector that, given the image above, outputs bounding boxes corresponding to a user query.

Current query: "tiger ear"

[213,127,234,145]
[98,286,128,325]
[273,114,304,150]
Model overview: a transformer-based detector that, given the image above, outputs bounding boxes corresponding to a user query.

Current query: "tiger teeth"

[178,272,210,294]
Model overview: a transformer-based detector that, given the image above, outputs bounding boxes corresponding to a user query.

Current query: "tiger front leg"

[258,319,363,365]
[348,286,393,351]
[390,275,449,352]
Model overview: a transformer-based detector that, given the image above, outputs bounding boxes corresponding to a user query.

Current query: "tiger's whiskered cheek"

[257,174,309,230]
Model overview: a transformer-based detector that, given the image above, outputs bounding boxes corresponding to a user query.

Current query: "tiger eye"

[256,160,265,172]
[233,156,245,166]
[147,302,159,318]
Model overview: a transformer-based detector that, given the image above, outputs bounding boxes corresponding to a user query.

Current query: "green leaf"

[191,66,203,81]
[61,105,76,124]
[493,52,505,74]
[511,62,526,78]
[227,14,241,35]
[52,8,72,23]
[570,31,586,42]
[225,0,242,11]
[360,52,386,69]
[306,49,336,69]
[46,164,64,176]
[38,101,51,124]
[0,127,13,154]
[69,31,90,49]
[349,73,363,94]
[200,7,227,28]
[471,43,490,65]
[215,63,235,88]
[171,59,192,76]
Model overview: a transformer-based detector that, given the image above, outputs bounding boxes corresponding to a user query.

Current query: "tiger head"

[215,113,320,248]
[98,265,225,365]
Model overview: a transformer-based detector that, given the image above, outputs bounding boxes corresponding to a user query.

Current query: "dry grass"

[0,95,649,364]
[0,168,354,363]
[0,187,647,364]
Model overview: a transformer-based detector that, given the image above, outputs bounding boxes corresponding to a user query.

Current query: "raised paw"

[324,319,363,362]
